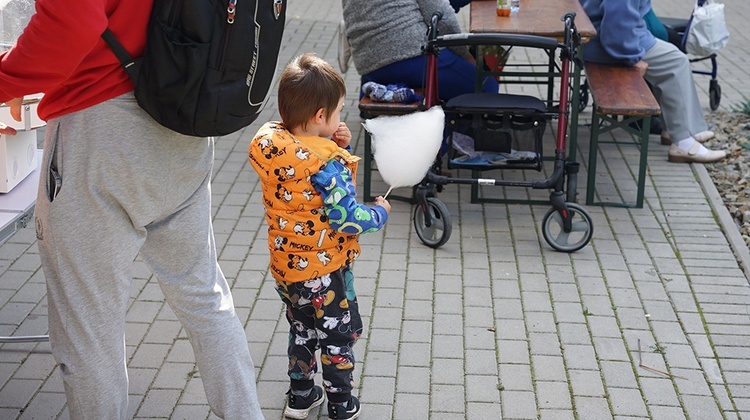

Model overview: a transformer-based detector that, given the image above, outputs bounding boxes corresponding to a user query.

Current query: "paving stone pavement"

[1,0,749,419]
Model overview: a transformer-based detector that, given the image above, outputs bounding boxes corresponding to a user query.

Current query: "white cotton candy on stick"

[362,106,445,198]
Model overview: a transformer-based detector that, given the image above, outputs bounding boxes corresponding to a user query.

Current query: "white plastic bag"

[685,0,729,57]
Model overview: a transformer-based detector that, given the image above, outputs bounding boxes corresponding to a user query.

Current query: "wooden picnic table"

[469,0,597,164]
[470,0,596,42]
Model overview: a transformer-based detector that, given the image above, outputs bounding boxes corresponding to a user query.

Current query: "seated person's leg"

[643,39,724,162]
[362,55,429,97]
[643,39,706,141]
[362,51,499,102]
[436,49,499,99]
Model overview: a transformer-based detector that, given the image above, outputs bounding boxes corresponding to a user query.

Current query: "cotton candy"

[362,106,445,197]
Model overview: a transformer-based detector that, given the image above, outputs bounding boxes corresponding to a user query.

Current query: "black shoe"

[327,395,361,419]
[284,385,325,419]
[628,115,663,135]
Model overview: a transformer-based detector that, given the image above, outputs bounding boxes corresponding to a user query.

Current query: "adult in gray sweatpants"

[31,95,264,419]
[0,1,265,418]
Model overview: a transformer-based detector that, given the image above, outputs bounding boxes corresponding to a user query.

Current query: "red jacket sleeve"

[0,0,150,119]
[0,0,108,102]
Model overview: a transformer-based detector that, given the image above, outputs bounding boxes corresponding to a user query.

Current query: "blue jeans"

[362,49,498,101]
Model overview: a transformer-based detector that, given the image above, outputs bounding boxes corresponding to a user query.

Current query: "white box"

[0,130,38,193]
[0,94,45,131]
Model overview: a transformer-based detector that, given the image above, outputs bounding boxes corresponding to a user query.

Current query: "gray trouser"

[643,38,708,140]
[34,94,263,420]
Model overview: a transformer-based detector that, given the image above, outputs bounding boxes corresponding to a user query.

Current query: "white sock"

[675,137,708,156]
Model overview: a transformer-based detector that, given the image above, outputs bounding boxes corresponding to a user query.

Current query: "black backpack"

[102,0,286,137]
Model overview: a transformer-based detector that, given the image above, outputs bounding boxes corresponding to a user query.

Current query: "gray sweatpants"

[34,94,263,420]
[643,38,708,141]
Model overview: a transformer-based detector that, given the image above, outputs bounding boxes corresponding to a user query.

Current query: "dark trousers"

[276,265,363,403]
[362,49,499,101]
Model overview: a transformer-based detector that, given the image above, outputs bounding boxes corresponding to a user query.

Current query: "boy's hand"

[374,196,391,214]
[332,122,351,148]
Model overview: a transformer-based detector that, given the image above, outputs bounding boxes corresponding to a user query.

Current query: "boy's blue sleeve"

[312,159,388,234]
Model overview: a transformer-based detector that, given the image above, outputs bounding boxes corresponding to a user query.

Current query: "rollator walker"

[409,12,593,252]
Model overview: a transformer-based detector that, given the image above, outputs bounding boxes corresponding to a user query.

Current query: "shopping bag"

[685,0,729,57]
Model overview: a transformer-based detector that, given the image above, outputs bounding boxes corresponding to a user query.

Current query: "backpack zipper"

[227,0,237,24]
[216,0,236,69]
[274,0,282,20]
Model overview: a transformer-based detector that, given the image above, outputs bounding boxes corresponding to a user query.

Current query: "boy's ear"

[313,107,327,124]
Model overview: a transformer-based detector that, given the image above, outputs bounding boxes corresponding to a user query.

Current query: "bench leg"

[634,116,650,209]
[586,110,650,209]
[585,107,601,207]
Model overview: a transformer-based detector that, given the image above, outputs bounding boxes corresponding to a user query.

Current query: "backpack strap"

[101,29,140,83]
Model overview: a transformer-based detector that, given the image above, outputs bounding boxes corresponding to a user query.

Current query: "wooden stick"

[637,339,688,380]
[383,185,395,200]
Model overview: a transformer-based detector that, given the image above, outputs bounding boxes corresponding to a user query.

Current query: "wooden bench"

[358,93,423,203]
[584,62,661,208]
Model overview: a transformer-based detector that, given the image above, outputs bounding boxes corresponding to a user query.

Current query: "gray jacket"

[342,0,469,76]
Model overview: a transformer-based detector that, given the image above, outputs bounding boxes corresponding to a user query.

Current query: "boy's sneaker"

[327,395,361,419]
[284,385,325,419]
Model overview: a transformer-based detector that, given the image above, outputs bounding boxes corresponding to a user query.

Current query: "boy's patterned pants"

[275,265,363,403]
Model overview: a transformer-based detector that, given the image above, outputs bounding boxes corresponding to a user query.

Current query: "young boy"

[248,53,390,420]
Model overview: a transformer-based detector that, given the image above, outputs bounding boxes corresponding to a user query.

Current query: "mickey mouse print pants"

[275,265,363,404]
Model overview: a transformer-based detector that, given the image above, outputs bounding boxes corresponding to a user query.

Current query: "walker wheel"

[709,79,721,111]
[413,197,452,248]
[541,202,593,252]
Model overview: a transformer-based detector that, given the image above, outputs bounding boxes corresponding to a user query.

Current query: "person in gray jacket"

[342,0,497,101]
[580,0,726,163]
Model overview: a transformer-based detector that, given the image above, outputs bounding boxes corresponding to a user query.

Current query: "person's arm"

[598,0,652,66]
[0,98,23,135]
[643,8,669,42]
[449,0,472,13]
[312,159,388,234]
[417,0,469,57]
[0,0,109,102]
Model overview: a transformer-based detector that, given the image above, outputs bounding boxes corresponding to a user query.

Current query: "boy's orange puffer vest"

[248,122,361,283]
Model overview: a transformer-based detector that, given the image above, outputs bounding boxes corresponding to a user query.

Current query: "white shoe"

[661,130,714,145]
[667,143,726,163]
[694,130,715,142]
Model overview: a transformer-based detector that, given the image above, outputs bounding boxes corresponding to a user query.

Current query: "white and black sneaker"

[327,395,361,420]
[284,385,325,419]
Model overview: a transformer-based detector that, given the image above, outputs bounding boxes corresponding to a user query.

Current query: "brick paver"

[1,0,749,418]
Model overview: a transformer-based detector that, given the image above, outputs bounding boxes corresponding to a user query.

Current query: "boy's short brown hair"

[278,53,347,131]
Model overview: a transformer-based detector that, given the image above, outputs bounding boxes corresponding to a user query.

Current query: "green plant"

[731,98,750,114]
[649,343,667,355]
